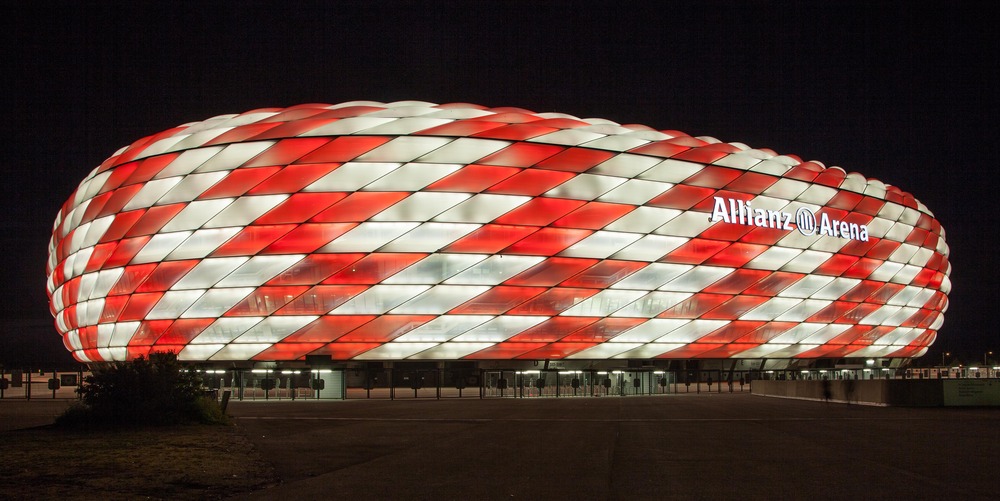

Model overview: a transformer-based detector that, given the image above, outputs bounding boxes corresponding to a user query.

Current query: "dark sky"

[4,1,996,366]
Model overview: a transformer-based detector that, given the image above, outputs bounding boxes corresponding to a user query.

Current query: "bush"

[57,352,228,428]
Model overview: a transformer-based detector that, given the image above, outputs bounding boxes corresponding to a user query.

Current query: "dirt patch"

[0,424,276,500]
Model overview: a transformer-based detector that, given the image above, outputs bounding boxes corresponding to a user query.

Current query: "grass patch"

[0,424,276,500]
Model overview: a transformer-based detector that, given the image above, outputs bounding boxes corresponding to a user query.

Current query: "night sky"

[4,1,996,366]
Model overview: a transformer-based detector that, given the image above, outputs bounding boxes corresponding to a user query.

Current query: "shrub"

[57,352,228,428]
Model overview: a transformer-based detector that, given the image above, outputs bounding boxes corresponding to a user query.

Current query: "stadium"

[46,101,951,398]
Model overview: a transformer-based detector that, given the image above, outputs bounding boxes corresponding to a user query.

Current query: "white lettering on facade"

[708,196,868,241]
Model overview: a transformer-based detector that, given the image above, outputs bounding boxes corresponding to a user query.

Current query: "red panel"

[310,342,382,359]
[414,120,507,137]
[127,319,173,345]
[252,343,327,361]
[204,122,284,145]
[155,318,215,345]
[813,254,860,276]
[443,225,540,253]
[211,225,295,257]
[84,242,118,273]
[655,344,724,358]
[97,162,139,195]
[97,185,144,218]
[449,286,547,314]
[225,286,311,316]
[99,295,130,323]
[703,269,771,294]
[463,342,547,359]
[134,260,199,292]
[425,165,519,192]
[80,191,113,225]
[471,124,558,141]
[243,138,331,167]
[734,322,798,344]
[682,166,741,188]
[842,280,885,302]
[853,196,886,217]
[335,315,434,342]
[272,285,368,315]
[864,240,901,260]
[102,236,151,269]
[323,253,427,284]
[551,202,636,230]
[840,303,881,324]
[504,258,599,287]
[699,220,755,242]
[869,283,906,304]
[661,238,728,265]
[827,191,863,211]
[561,260,646,288]
[251,118,340,140]
[909,267,936,288]
[282,315,377,343]
[311,192,410,222]
[725,172,778,194]
[657,293,732,319]
[507,317,599,342]
[535,148,616,172]
[246,163,341,195]
[502,227,592,256]
[627,141,690,157]
[648,184,716,210]
[813,168,846,188]
[124,204,186,237]
[122,154,180,186]
[515,342,596,359]
[698,321,766,343]
[560,318,646,342]
[670,148,729,165]
[199,167,282,199]
[97,209,145,243]
[738,226,788,246]
[506,287,599,315]
[695,343,762,358]
[261,223,356,254]
[703,242,768,267]
[742,272,805,297]
[493,198,586,226]
[485,169,575,196]
[126,346,155,359]
[806,301,858,323]
[265,253,364,285]
[702,295,770,320]
[477,143,564,167]
[842,257,882,279]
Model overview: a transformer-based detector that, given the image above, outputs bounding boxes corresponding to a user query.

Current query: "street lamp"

[985,351,993,366]
[941,351,950,366]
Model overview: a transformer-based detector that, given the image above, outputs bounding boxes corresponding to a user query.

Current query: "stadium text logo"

[709,196,869,242]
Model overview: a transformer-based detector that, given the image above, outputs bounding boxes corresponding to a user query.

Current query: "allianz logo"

[709,196,870,242]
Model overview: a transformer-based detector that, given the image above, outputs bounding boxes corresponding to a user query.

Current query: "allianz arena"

[46,101,950,396]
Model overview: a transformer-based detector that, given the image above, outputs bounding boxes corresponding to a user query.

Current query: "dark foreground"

[227,394,999,500]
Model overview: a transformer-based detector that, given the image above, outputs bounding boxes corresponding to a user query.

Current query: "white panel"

[109,321,140,347]
[740,297,802,321]
[370,192,471,222]
[811,278,861,300]
[731,344,794,358]
[84,298,104,326]
[611,292,691,318]
[304,162,401,192]
[560,289,648,316]
[451,316,548,342]
[391,285,492,314]
[204,194,287,228]
[588,153,662,178]
[385,253,487,284]
[155,147,226,179]
[362,163,461,191]
[131,135,188,160]
[356,136,453,162]
[196,142,275,174]
[581,135,649,152]
[655,320,729,342]
[329,285,430,314]
[96,347,128,361]
[612,343,688,359]
[598,179,670,205]
[234,316,317,343]
[889,327,922,346]
[559,231,642,259]
[873,326,911,345]
[567,342,643,359]
[888,286,923,306]
[780,250,833,274]
[123,177,183,210]
[769,323,826,344]
[156,171,229,204]
[745,246,802,270]
[131,232,192,264]
[355,342,441,360]
[181,287,254,318]
[160,199,235,232]
[877,202,906,221]
[612,319,690,342]
[660,266,734,292]
[638,159,704,183]
[800,324,851,344]
[416,138,510,163]
[859,305,902,326]
[605,207,682,233]
[888,243,919,263]
[611,235,687,262]
[610,263,692,291]
[178,344,225,361]
[172,257,249,289]
[433,194,531,223]
[869,261,904,282]
[379,222,481,252]
[82,215,115,248]
[71,247,93,279]
[543,174,626,200]
[761,344,819,358]
[91,267,125,300]
[889,264,922,285]
[167,227,241,260]
[796,185,838,205]
[864,217,894,239]
[319,222,420,253]
[358,118,452,135]
[905,288,936,308]
[191,317,263,344]
[654,211,714,237]
[773,300,831,322]
[849,345,898,358]
[907,247,934,268]
[527,129,605,146]
[407,342,496,360]
[778,275,835,298]
[444,255,544,285]
[215,255,304,287]
[146,289,205,319]
[209,343,270,360]
[713,153,761,170]
[298,116,395,136]
[395,315,493,342]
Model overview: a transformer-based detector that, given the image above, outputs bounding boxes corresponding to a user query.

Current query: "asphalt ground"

[225,394,1000,500]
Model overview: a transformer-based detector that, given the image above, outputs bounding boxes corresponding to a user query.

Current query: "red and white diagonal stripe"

[46,101,951,363]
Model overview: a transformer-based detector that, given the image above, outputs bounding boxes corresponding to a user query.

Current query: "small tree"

[59,352,226,427]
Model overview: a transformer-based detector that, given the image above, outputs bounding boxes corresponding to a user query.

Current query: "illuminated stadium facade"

[47,101,951,393]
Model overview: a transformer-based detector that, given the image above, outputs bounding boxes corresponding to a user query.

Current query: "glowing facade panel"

[47,101,951,362]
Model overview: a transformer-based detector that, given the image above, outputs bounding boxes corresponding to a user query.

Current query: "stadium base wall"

[749,379,1000,406]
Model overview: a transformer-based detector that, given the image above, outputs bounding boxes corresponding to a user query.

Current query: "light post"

[985,351,993,366]
[941,351,950,366]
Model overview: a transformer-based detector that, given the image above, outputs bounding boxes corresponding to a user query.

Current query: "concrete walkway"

[227,394,1000,500]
